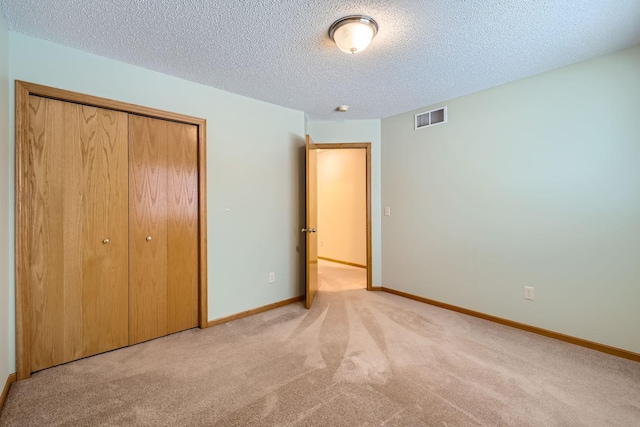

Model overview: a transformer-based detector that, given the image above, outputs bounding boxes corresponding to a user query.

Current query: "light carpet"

[1,261,639,426]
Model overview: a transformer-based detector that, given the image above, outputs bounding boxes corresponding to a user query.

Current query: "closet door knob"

[103,238,110,244]
[146,236,152,242]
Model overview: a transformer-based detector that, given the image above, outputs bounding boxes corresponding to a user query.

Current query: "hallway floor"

[318,259,366,292]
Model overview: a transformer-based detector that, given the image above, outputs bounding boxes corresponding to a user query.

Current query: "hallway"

[318,259,366,292]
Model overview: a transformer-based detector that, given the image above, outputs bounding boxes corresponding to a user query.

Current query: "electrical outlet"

[384,206,391,216]
[320,241,324,247]
[269,272,275,283]
[524,286,534,301]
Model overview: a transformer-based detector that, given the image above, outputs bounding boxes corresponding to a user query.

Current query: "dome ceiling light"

[328,15,379,54]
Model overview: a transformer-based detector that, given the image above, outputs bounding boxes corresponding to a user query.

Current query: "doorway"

[315,143,372,291]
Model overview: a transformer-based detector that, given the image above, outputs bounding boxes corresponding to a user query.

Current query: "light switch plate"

[524,286,534,300]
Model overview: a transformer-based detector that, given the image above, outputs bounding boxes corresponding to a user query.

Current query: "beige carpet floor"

[2,260,639,426]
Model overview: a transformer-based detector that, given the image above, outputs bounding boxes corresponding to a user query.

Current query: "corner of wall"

[0,11,14,382]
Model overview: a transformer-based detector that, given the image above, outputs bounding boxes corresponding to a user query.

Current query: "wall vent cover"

[415,106,447,130]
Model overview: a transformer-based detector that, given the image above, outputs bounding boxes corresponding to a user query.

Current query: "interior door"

[27,96,129,371]
[305,135,319,309]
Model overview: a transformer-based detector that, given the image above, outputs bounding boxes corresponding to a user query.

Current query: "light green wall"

[307,120,382,286]
[382,45,640,353]
[6,33,307,372]
[0,11,10,384]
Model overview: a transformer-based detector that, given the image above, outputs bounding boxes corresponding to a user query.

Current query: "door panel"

[28,96,129,371]
[166,121,199,333]
[305,135,319,309]
[129,115,169,345]
[81,105,130,356]
[28,96,80,371]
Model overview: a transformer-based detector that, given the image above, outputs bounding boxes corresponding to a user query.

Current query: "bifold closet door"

[128,115,199,345]
[27,96,129,372]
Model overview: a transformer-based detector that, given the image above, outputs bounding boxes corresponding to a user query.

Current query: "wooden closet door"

[129,115,169,344]
[129,115,198,344]
[28,96,129,372]
[166,121,199,334]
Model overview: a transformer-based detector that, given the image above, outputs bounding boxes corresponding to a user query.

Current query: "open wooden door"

[304,135,319,309]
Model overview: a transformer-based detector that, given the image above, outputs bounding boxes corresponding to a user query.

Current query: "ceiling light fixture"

[329,15,378,54]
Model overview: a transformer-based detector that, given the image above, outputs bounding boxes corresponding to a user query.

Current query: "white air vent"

[415,107,447,130]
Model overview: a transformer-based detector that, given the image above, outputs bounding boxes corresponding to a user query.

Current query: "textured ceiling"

[1,0,639,120]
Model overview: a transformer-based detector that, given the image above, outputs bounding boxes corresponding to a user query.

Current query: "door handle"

[301,228,317,233]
